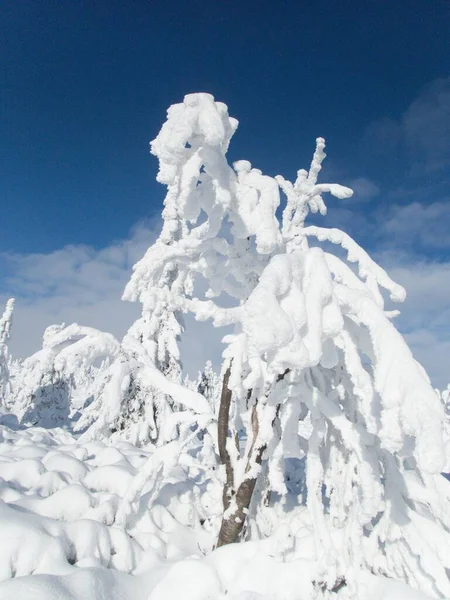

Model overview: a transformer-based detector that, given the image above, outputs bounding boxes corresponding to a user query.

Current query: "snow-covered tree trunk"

[216,367,289,547]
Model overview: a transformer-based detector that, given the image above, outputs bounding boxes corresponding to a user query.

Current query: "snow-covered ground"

[0,423,437,600]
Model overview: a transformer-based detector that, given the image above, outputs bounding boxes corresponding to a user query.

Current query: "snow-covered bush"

[124,93,449,597]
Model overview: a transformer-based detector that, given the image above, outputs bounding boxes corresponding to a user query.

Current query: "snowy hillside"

[0,93,449,600]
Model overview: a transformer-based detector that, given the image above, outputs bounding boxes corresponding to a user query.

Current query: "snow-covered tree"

[439,384,450,413]
[110,303,184,446]
[196,360,221,415]
[0,298,15,409]
[13,323,120,428]
[114,155,188,444]
[77,203,186,446]
[438,384,450,472]
[75,316,185,447]
[126,93,450,597]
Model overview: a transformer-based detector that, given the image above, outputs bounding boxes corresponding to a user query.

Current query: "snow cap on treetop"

[0,298,14,345]
[150,93,238,185]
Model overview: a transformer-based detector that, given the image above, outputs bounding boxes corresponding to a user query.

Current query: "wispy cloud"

[383,201,450,250]
[0,221,154,358]
[363,77,450,175]
[402,77,450,173]
[347,177,380,202]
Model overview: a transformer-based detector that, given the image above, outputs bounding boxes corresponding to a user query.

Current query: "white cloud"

[0,221,155,358]
[347,177,380,202]
[383,201,450,249]
[402,77,450,172]
[363,77,450,174]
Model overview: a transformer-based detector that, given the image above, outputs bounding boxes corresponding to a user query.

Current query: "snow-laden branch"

[138,365,212,415]
[304,225,406,305]
[335,283,444,473]
[276,138,353,244]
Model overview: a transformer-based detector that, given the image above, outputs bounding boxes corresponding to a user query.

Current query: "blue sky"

[1,1,450,387]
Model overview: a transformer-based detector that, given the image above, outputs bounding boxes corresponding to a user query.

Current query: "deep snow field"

[0,422,437,600]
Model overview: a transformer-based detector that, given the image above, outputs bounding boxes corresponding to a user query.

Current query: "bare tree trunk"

[217,365,234,513]
[217,401,264,547]
[216,368,289,548]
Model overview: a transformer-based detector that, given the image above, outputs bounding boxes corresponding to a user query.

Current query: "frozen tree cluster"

[0,93,449,600]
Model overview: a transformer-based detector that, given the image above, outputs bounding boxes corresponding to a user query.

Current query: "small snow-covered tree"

[115,154,189,444]
[128,93,450,598]
[75,312,185,447]
[77,212,186,446]
[0,298,14,409]
[196,360,221,415]
[438,384,450,472]
[14,323,120,428]
[112,303,184,446]
[439,384,450,413]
